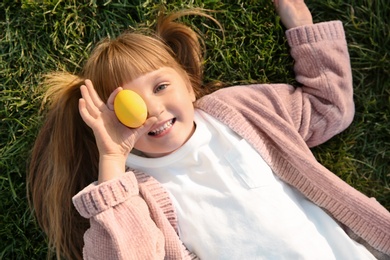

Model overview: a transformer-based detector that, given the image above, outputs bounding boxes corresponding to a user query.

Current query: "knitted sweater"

[73,21,390,259]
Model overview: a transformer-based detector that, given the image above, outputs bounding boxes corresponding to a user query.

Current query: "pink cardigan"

[73,21,390,259]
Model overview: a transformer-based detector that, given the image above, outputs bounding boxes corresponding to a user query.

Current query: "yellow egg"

[114,90,147,128]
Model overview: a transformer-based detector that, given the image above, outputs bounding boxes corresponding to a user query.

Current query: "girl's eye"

[154,84,168,93]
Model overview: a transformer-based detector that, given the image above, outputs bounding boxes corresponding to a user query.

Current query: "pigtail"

[28,72,98,259]
[155,9,222,98]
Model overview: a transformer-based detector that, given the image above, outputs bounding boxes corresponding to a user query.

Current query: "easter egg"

[114,90,147,128]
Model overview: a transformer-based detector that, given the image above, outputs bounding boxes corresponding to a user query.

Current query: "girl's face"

[122,67,196,158]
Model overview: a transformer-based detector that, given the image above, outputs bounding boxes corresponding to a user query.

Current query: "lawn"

[1,0,389,258]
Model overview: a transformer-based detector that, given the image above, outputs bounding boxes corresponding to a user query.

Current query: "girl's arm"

[285,20,354,147]
[274,0,354,147]
[198,1,353,147]
[76,81,168,258]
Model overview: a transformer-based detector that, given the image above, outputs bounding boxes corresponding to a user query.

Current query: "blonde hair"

[28,9,219,259]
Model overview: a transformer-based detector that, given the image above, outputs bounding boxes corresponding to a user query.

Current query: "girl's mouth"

[148,118,176,136]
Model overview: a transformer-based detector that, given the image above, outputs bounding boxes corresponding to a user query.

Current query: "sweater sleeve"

[284,21,354,147]
[72,172,165,260]
[199,21,354,148]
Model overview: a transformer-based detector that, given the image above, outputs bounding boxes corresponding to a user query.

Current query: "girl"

[29,0,390,259]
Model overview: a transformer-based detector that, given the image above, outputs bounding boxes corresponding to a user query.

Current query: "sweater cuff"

[286,21,345,47]
[72,172,139,218]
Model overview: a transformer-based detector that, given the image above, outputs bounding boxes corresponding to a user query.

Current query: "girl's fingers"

[78,97,95,127]
[80,83,100,119]
[273,0,312,29]
[84,79,106,110]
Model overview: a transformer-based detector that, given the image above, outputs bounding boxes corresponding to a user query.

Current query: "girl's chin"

[142,145,182,158]
[135,122,196,158]
[132,145,180,158]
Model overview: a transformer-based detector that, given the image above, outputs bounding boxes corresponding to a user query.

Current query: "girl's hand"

[79,79,156,183]
[273,0,313,29]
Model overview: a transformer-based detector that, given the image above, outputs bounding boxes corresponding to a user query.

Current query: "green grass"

[1,0,389,258]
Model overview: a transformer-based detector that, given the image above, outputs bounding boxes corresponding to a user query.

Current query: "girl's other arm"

[274,0,354,147]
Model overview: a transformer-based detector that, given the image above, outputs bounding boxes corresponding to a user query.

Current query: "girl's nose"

[144,97,164,119]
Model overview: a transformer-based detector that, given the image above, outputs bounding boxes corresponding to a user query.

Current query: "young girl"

[29,0,390,259]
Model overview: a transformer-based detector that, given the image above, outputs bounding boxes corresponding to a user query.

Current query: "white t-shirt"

[127,110,375,260]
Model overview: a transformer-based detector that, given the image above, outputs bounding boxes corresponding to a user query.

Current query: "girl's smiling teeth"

[148,118,176,136]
